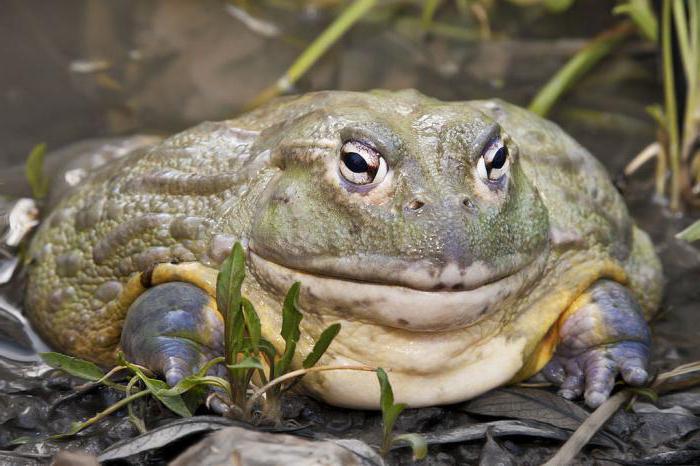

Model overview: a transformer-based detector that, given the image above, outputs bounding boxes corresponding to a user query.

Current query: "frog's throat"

[248,249,549,332]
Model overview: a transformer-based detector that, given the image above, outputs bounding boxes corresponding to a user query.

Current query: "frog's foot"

[120,281,224,386]
[540,280,651,409]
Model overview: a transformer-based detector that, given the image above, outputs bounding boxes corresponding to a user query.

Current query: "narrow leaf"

[40,352,104,381]
[145,379,192,418]
[613,0,658,41]
[242,297,261,352]
[25,143,48,199]
[251,338,277,362]
[276,282,303,377]
[384,403,407,437]
[216,242,246,315]
[394,433,428,460]
[227,356,264,371]
[628,387,659,402]
[123,360,192,417]
[303,323,341,369]
[376,368,394,415]
[161,375,232,397]
[217,242,246,363]
[677,220,700,242]
[196,357,225,377]
[7,436,32,446]
[280,282,302,343]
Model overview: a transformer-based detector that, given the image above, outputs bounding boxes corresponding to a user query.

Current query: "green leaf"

[196,356,225,377]
[40,352,104,381]
[252,338,278,362]
[303,323,341,369]
[242,297,261,352]
[217,242,246,359]
[377,367,409,457]
[51,421,84,439]
[677,220,700,242]
[383,403,407,437]
[645,104,666,128]
[528,22,632,117]
[421,0,442,29]
[147,380,192,417]
[227,356,264,371]
[123,360,192,417]
[276,282,303,377]
[8,436,32,446]
[161,375,231,397]
[25,143,49,199]
[229,309,246,358]
[252,337,277,384]
[613,0,658,41]
[394,433,428,460]
[280,282,302,343]
[376,368,394,415]
[628,387,659,402]
[216,242,246,315]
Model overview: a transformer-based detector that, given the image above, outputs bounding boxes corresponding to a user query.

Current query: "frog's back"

[24,92,347,364]
[24,120,275,363]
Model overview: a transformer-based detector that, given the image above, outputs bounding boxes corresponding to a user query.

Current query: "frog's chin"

[248,250,546,332]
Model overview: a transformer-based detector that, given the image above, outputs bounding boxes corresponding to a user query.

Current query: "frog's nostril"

[406,199,425,211]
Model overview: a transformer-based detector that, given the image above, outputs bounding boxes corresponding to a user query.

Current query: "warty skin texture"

[24,90,663,408]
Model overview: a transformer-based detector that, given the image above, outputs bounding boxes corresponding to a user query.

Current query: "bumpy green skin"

[25,90,663,404]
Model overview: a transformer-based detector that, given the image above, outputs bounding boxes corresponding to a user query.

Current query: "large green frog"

[24,90,663,409]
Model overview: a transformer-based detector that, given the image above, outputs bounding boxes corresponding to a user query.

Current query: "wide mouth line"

[248,249,525,293]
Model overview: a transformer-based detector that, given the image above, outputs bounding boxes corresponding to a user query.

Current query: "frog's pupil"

[492,146,508,169]
[343,152,369,173]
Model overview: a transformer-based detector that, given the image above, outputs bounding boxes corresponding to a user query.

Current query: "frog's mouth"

[248,249,547,332]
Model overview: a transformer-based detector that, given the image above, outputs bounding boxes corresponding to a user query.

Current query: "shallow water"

[1,1,699,464]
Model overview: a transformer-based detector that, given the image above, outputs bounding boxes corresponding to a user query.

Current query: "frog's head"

[248,90,549,331]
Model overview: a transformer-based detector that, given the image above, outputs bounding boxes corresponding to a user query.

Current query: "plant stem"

[528,22,634,117]
[246,364,374,411]
[55,390,150,438]
[247,0,376,109]
[543,390,632,466]
[126,376,147,434]
[662,0,681,210]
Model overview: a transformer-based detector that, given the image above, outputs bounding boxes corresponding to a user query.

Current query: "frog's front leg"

[120,282,224,386]
[540,280,651,408]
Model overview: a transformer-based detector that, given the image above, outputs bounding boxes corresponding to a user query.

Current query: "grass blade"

[377,368,394,414]
[25,143,48,199]
[528,22,633,117]
[276,282,303,377]
[122,360,192,417]
[227,356,264,371]
[677,220,700,242]
[303,323,341,369]
[161,375,232,398]
[394,433,428,461]
[51,389,150,439]
[543,390,631,466]
[217,242,246,360]
[40,352,104,381]
[247,0,377,108]
[613,0,657,41]
[242,297,261,352]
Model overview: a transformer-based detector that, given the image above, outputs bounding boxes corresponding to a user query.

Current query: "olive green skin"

[25,90,663,407]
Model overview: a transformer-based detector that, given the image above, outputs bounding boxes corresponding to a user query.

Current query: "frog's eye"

[339,140,388,186]
[477,138,509,182]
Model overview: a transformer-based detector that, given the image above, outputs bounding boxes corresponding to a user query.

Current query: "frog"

[23,90,663,409]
